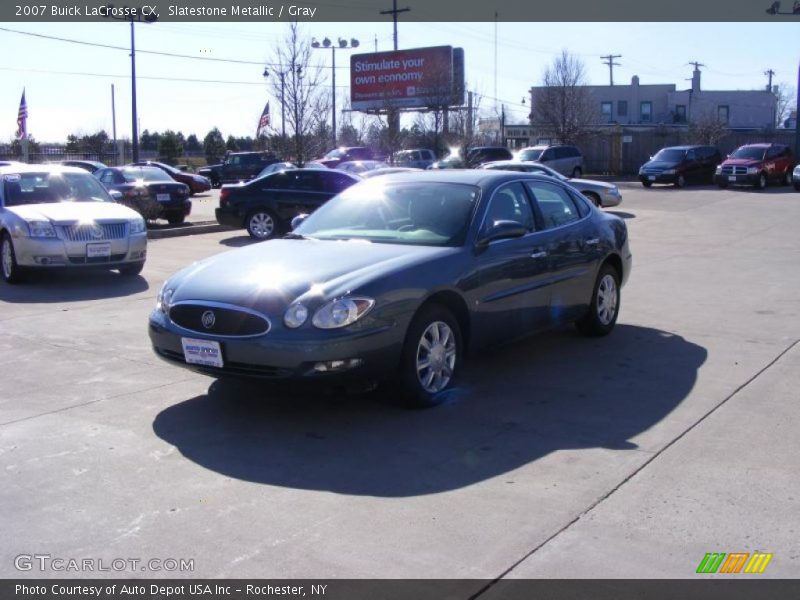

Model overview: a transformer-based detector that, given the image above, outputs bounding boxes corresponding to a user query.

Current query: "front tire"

[781,169,792,186]
[166,213,185,225]
[754,172,767,190]
[118,262,144,276]
[571,167,583,178]
[1,233,25,284]
[642,180,653,188]
[675,174,686,188]
[399,305,462,408]
[584,192,601,207]
[246,209,280,240]
[576,264,620,337]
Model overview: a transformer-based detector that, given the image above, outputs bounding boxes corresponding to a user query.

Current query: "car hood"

[721,158,763,167]
[167,239,457,313]
[8,201,140,223]
[641,160,680,170]
[569,178,615,190]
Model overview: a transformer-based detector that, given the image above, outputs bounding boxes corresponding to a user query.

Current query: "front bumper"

[148,309,404,382]
[13,232,147,268]
[639,172,677,185]
[714,173,759,186]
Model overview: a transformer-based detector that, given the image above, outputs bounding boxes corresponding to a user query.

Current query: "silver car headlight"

[312,297,375,329]
[661,169,676,175]
[129,218,146,235]
[715,165,722,173]
[284,303,309,329]
[747,167,758,174]
[26,220,57,238]
[607,186,620,196]
[156,283,174,314]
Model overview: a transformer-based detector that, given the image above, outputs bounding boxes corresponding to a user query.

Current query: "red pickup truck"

[714,143,795,190]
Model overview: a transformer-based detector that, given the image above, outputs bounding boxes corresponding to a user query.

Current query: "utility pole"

[380,0,410,51]
[600,54,622,86]
[764,68,776,92]
[688,61,705,71]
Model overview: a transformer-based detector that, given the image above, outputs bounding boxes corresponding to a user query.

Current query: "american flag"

[16,89,28,140]
[256,101,270,137]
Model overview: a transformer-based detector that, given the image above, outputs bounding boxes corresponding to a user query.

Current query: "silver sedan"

[481,160,622,207]
[0,165,147,284]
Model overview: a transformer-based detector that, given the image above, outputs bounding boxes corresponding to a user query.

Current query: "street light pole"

[130,20,139,162]
[312,37,359,149]
[264,67,288,138]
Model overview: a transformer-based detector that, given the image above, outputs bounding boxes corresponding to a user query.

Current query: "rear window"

[121,168,173,183]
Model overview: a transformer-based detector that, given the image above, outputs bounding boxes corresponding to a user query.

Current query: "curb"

[147,222,233,240]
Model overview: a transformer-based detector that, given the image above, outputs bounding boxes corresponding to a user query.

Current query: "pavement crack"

[469,337,800,600]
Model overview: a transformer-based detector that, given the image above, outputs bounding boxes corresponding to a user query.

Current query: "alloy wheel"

[1,238,13,280]
[596,273,618,326]
[248,212,275,239]
[415,321,457,394]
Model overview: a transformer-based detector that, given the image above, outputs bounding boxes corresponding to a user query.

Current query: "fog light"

[313,358,363,373]
[34,255,65,265]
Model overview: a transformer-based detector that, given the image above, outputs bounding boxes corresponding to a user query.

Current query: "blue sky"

[1,21,798,142]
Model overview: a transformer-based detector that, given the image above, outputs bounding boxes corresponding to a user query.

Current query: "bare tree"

[688,108,728,146]
[266,23,329,165]
[531,50,596,144]
[774,82,796,128]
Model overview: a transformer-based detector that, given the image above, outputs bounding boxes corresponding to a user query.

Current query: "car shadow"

[0,269,148,303]
[219,235,256,248]
[153,324,706,497]
[606,211,635,219]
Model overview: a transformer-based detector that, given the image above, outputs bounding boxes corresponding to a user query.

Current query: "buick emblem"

[201,310,216,329]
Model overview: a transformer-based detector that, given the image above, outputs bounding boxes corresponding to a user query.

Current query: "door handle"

[530,251,548,259]
[585,238,600,246]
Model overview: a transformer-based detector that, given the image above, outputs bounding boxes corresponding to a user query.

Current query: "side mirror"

[108,189,123,201]
[291,213,309,230]
[475,220,528,248]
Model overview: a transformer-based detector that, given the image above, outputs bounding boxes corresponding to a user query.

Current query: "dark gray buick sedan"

[149,171,632,407]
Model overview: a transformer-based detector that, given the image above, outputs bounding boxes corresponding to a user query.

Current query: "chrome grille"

[721,165,748,175]
[59,222,128,242]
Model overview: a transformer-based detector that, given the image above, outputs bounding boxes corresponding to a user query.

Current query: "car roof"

[740,143,772,149]
[358,168,551,186]
[0,164,90,175]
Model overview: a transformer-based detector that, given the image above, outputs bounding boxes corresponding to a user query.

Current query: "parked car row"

[638,143,796,190]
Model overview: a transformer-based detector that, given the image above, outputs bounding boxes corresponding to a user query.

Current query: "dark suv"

[198,152,280,188]
[714,143,795,190]
[465,146,513,167]
[639,145,722,187]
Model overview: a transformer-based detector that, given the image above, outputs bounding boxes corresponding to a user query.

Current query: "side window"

[540,149,555,162]
[227,156,241,166]
[288,172,319,191]
[524,181,581,230]
[321,172,355,193]
[570,190,592,218]
[263,173,289,190]
[686,149,696,161]
[484,182,535,232]
[766,146,780,160]
[98,170,116,185]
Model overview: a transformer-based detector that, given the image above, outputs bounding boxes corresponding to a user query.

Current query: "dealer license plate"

[648,176,656,181]
[181,338,223,368]
[156,193,171,202]
[86,242,111,258]
[728,176,736,182]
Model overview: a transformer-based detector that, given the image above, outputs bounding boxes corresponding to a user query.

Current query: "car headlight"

[156,284,174,314]
[607,186,620,196]
[661,169,676,175]
[312,296,375,329]
[746,167,759,174]
[284,303,309,329]
[27,220,56,238]
[129,218,146,234]
[715,166,722,173]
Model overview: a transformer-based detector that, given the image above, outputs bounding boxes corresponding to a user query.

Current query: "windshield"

[653,148,687,162]
[730,146,766,160]
[121,168,173,183]
[517,148,544,161]
[3,172,112,205]
[294,181,480,246]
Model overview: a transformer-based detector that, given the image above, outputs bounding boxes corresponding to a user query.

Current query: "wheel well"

[583,191,600,205]
[603,254,623,280]
[418,291,471,351]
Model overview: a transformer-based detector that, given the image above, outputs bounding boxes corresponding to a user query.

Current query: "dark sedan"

[59,160,107,174]
[95,166,191,224]
[215,168,360,240]
[130,161,211,195]
[638,145,721,187]
[150,171,632,407]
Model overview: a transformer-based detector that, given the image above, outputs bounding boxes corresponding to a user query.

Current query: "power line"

[0,65,267,86]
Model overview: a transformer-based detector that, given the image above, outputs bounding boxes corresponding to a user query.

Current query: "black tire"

[675,174,686,188]
[399,304,462,408]
[717,182,728,189]
[571,167,583,178]
[166,213,185,225]
[584,192,602,207]
[246,209,280,241]
[642,180,653,188]
[118,262,145,276]
[576,264,621,337]
[794,183,800,192]
[781,170,792,186]
[754,172,767,190]
[0,232,25,284]
[211,177,221,189]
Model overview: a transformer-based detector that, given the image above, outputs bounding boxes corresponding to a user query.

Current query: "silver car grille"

[720,165,748,175]
[59,222,128,242]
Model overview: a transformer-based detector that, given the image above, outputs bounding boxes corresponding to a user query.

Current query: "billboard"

[350,46,464,112]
